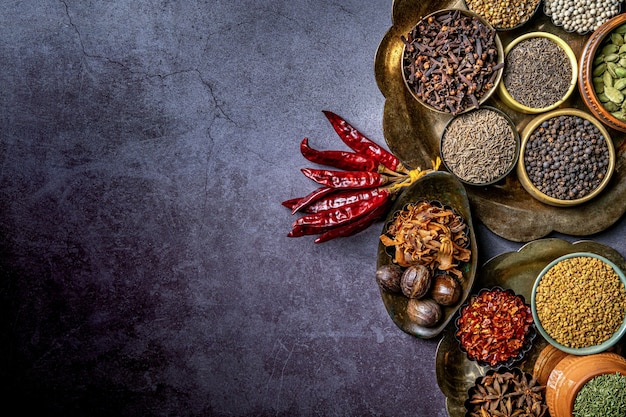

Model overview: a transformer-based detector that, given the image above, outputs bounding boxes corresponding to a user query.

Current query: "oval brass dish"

[376,171,478,339]
[434,238,626,417]
[375,0,626,242]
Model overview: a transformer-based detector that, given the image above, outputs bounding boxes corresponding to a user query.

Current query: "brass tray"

[375,0,626,242]
[434,238,626,417]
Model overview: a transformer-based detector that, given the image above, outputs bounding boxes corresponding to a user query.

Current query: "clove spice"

[401,9,503,115]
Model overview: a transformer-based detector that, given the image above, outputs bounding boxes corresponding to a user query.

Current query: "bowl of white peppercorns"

[544,0,622,35]
[517,108,616,206]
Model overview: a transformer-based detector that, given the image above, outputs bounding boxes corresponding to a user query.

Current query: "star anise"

[466,369,548,417]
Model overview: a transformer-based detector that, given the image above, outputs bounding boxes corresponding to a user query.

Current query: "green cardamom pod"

[611,110,626,121]
[616,24,626,35]
[620,44,626,54]
[598,92,611,103]
[605,53,620,63]
[613,78,626,90]
[604,85,624,104]
[616,67,626,78]
[612,33,624,46]
[602,44,619,55]
[619,57,626,68]
[593,62,607,76]
[604,101,620,112]
[608,62,619,78]
[594,55,606,66]
[603,70,614,88]
[594,81,605,94]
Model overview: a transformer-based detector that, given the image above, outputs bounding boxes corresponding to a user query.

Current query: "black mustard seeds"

[524,115,610,200]
[503,37,571,109]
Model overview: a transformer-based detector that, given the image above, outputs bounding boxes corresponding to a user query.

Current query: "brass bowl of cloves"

[401,8,504,116]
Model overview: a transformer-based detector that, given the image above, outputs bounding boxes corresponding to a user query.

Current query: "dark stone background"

[1,1,624,416]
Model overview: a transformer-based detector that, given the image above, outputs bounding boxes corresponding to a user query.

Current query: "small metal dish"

[498,32,578,114]
[517,108,616,207]
[462,0,541,31]
[376,171,478,339]
[440,106,520,186]
[531,252,626,355]
[401,8,504,116]
[455,287,536,368]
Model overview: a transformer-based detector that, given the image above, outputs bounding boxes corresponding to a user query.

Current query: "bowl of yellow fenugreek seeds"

[531,252,626,355]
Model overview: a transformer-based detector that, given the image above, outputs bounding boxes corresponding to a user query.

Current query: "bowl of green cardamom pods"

[531,252,626,355]
[580,13,626,132]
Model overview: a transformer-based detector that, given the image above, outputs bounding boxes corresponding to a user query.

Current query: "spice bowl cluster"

[400,4,624,206]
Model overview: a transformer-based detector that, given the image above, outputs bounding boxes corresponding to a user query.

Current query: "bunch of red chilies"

[282,111,439,243]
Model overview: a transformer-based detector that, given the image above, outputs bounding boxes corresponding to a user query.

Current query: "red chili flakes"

[456,288,533,366]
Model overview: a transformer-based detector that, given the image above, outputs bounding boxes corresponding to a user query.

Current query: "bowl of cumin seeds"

[440,106,520,186]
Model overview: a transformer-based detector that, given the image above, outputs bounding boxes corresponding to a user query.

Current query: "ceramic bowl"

[579,12,626,132]
[545,352,626,417]
[455,287,536,368]
[462,0,541,31]
[531,252,626,355]
[498,32,578,114]
[440,106,520,186]
[517,108,616,207]
[401,8,503,115]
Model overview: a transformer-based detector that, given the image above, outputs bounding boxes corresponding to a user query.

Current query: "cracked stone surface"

[1,1,625,417]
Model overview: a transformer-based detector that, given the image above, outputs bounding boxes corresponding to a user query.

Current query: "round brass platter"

[434,238,626,417]
[375,0,626,242]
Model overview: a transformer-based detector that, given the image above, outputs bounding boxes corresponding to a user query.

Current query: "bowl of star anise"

[464,367,548,417]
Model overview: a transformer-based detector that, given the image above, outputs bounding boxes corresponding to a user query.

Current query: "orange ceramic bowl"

[545,352,626,417]
[579,13,626,132]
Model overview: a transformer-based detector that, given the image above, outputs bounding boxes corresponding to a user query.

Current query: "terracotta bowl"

[517,108,616,207]
[498,32,578,114]
[579,13,626,132]
[545,352,626,417]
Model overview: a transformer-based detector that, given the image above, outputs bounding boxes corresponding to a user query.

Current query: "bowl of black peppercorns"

[517,108,616,207]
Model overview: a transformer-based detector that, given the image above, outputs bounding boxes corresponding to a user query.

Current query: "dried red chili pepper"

[322,110,408,173]
[300,138,379,172]
[456,288,533,366]
[285,186,335,214]
[301,168,389,189]
[287,192,390,237]
[313,198,391,243]
[297,188,391,214]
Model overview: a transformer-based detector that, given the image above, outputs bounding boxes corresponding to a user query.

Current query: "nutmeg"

[406,298,442,327]
[375,264,403,293]
[401,264,432,298]
[431,273,462,306]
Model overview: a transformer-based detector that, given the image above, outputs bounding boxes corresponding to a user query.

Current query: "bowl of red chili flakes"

[455,287,536,367]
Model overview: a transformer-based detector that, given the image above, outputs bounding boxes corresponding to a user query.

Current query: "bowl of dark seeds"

[517,108,616,207]
[440,106,519,186]
[401,8,504,116]
[498,32,578,114]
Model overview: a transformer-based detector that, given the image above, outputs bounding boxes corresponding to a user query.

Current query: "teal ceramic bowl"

[531,252,626,355]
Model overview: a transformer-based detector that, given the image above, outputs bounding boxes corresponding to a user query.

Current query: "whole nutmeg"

[431,273,462,306]
[401,264,432,298]
[406,298,442,327]
[375,264,403,293]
